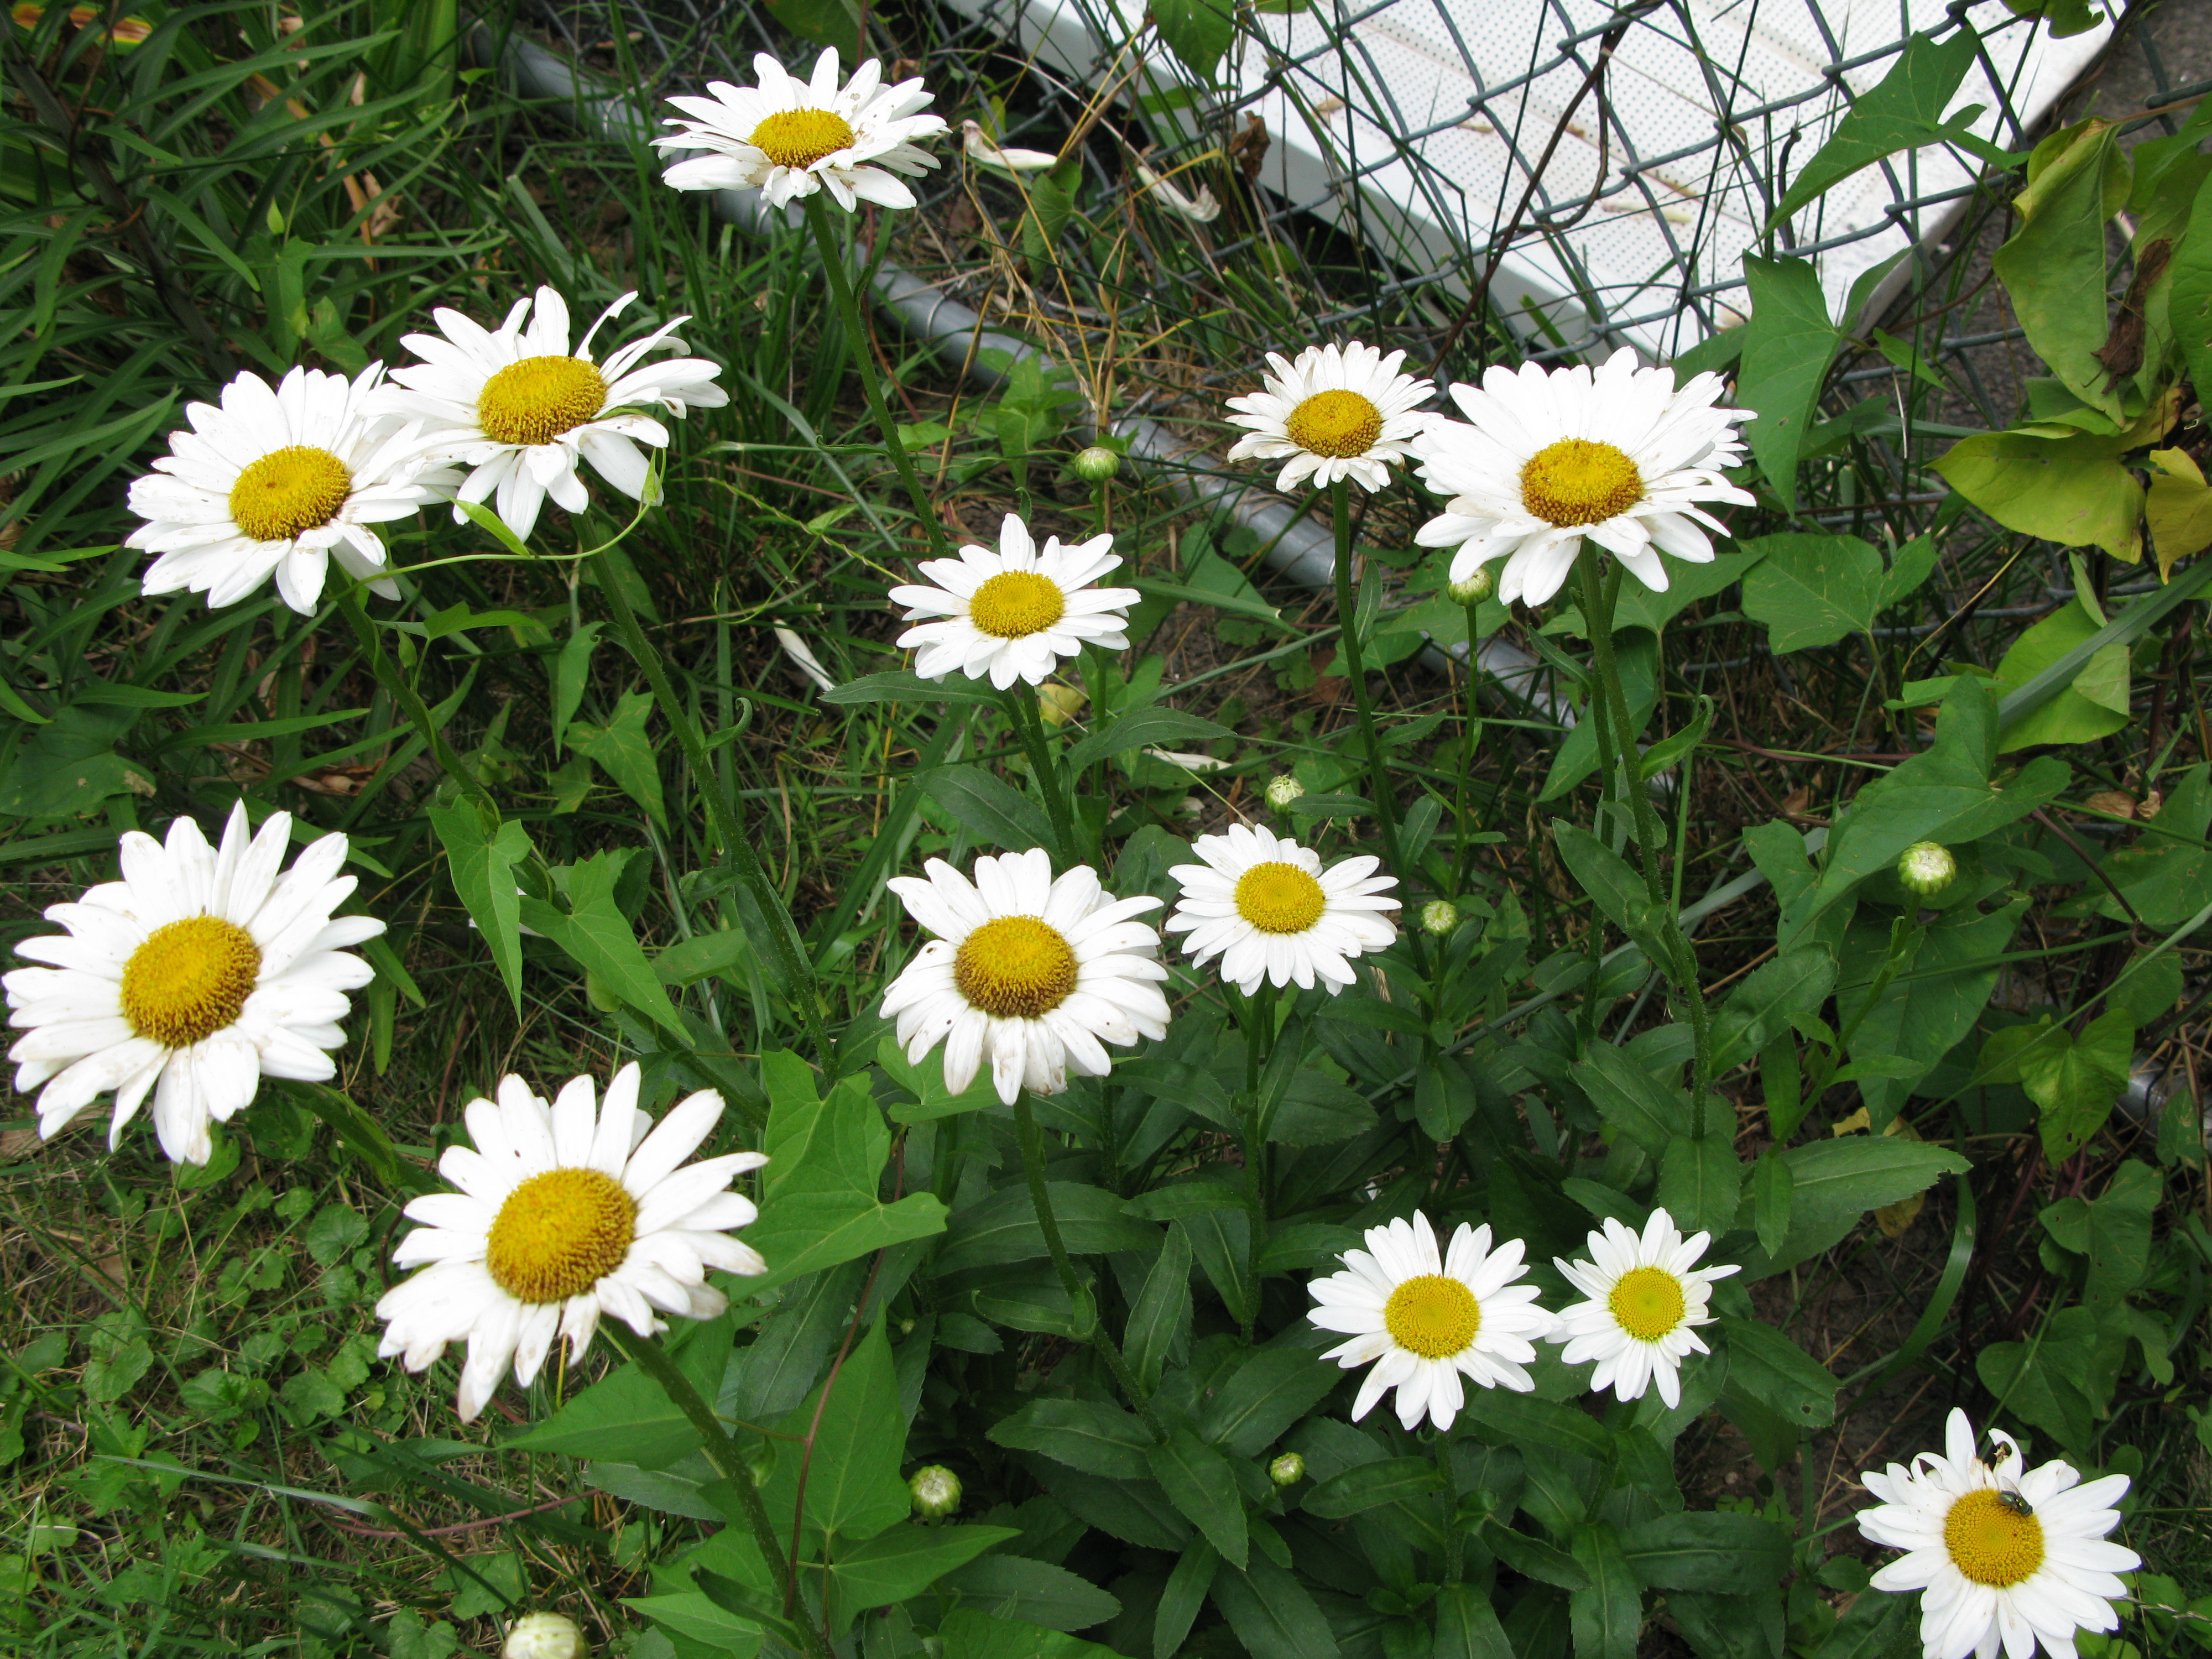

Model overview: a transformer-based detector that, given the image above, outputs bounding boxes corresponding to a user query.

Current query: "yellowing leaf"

[2147,447,2212,578]
[1933,428,2142,562]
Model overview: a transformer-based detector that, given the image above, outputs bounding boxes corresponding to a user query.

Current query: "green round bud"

[504,1613,588,1659]
[1420,899,1459,937]
[1268,1452,1305,1487]
[910,1465,962,1518]
[1265,774,1306,810]
[1897,841,1956,898]
[1447,566,1496,606]
[1074,446,1121,483]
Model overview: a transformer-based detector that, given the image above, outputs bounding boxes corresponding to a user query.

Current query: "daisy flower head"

[379,286,728,542]
[1164,822,1400,995]
[3,803,383,1166]
[127,362,454,615]
[1548,1207,1738,1408]
[1857,1408,2139,1659]
[1306,1211,1556,1431]
[1224,340,1433,493]
[654,49,947,211]
[881,848,1171,1104]
[1410,346,1755,607]
[375,1062,766,1423]
[890,514,1140,690]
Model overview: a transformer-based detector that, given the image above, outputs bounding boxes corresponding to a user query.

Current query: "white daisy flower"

[654,49,947,212]
[375,1062,766,1423]
[1547,1207,1739,1408]
[126,363,454,614]
[1306,1211,1556,1431]
[1410,346,1755,607]
[3,803,383,1166]
[881,848,1171,1104]
[889,514,1141,690]
[1223,340,1433,493]
[1858,1408,2140,1659]
[378,285,728,542]
[1164,822,1400,995]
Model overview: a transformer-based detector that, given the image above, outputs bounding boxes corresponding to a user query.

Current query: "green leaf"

[427,802,533,1014]
[1656,1134,1741,1238]
[1580,1039,1693,1155]
[876,1032,1002,1122]
[936,1183,1158,1276]
[822,670,1000,707]
[1992,600,2133,750]
[1301,1457,1446,1519]
[1751,1151,1794,1260]
[520,853,685,1039]
[1127,1222,1193,1390]
[1065,706,1231,771]
[1745,1137,1970,1277]
[1809,1577,1912,1659]
[1973,1307,2104,1451]
[1738,257,1840,510]
[1715,1318,1840,1430]
[1840,897,2027,1126]
[1710,948,1837,1073]
[1156,1540,1218,1659]
[2169,169,2212,437]
[743,1055,950,1296]
[759,1318,908,1543]
[0,704,147,819]
[1151,0,1236,79]
[1148,1424,1247,1569]
[1739,534,1896,651]
[2077,764,2212,926]
[622,1592,763,1656]
[567,691,666,830]
[988,1399,1152,1481]
[2022,1009,2134,1161]
[1209,1552,1339,1659]
[1570,1523,1641,1659]
[2039,1160,2161,1303]
[1551,822,1673,973]
[1434,1583,1516,1659]
[508,1314,735,1467]
[1767,32,1990,226]
[938,1609,1123,1659]
[922,763,1061,862]
[939,1555,1123,1634]
[1993,120,2129,416]
[1932,425,2143,564]
[1460,1391,1614,1464]
[1271,1071,1380,1146]
[1201,1343,1340,1457]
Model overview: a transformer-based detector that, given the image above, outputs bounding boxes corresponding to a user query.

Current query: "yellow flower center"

[484,1167,638,1304]
[968,571,1066,639]
[1608,1265,1687,1340]
[1233,861,1327,934]
[1519,438,1645,528]
[227,445,353,542]
[477,355,609,447]
[1384,1274,1481,1359]
[1284,389,1384,458]
[953,915,1078,1019]
[1943,1489,2046,1588]
[749,107,858,170]
[119,915,262,1048]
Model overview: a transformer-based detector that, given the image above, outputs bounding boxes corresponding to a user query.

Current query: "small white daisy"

[1547,1207,1738,1407]
[890,514,1141,690]
[1410,346,1755,607]
[1306,1211,1556,1431]
[1224,340,1434,493]
[1858,1408,2140,1659]
[378,285,728,542]
[1164,822,1399,995]
[881,848,1171,1104]
[126,363,453,614]
[3,803,383,1166]
[374,1062,766,1423]
[654,49,947,211]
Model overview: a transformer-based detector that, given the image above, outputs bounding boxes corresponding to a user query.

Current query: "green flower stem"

[604,1326,831,1659]
[802,194,953,564]
[1011,1089,1168,1439]
[596,564,836,1073]
[1574,550,1715,1130]
[1000,687,1079,861]
[1328,482,1430,980]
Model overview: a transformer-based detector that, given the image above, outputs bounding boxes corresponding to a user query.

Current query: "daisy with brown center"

[1223,340,1434,493]
[1410,346,1755,607]
[1547,1207,1738,1408]
[881,848,1171,1104]
[654,49,947,211]
[1306,1211,1556,1431]
[1164,822,1400,995]
[3,803,383,1165]
[376,286,728,542]
[1858,1408,2138,1659]
[374,1063,767,1423]
[126,363,454,614]
[889,514,1141,690]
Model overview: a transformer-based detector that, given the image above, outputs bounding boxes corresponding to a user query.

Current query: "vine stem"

[594,564,836,1072]
[1574,550,1715,1130]
[602,1326,834,1659]
[803,194,953,564]
[1010,1089,1168,1439]
[1000,687,1079,862]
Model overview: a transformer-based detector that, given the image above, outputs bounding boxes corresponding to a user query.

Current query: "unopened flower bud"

[1265,774,1306,810]
[504,1613,587,1659]
[1074,446,1121,483]
[910,1465,962,1518]
[1447,566,1496,606]
[1897,842,1955,897]
[1269,1452,1305,1487]
[1420,899,1459,936]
